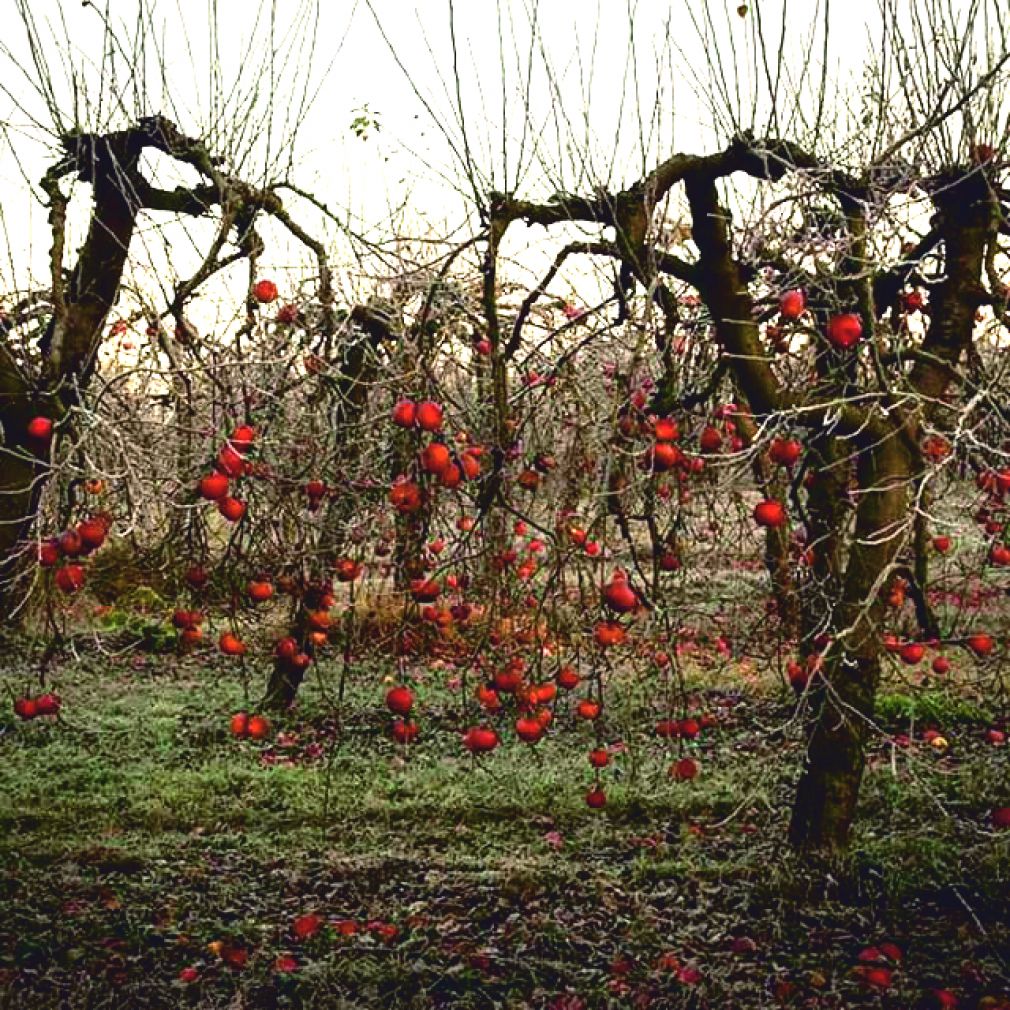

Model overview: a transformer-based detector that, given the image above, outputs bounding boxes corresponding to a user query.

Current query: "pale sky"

[0,0,1000,335]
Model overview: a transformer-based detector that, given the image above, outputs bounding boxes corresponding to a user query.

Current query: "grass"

[0,640,1008,1008]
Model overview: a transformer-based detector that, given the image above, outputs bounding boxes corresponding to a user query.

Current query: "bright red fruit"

[27,416,53,440]
[420,442,452,474]
[391,399,417,428]
[899,642,925,665]
[334,558,362,582]
[253,279,278,303]
[217,497,246,522]
[557,666,580,690]
[779,289,805,321]
[652,417,679,441]
[439,463,462,488]
[826,313,863,349]
[602,573,638,613]
[576,699,601,720]
[291,913,323,940]
[515,716,545,743]
[585,785,607,808]
[14,697,38,720]
[588,748,610,768]
[649,442,683,472]
[38,540,60,567]
[854,966,892,989]
[198,473,229,500]
[991,544,1010,566]
[966,632,994,657]
[415,400,444,432]
[409,578,440,603]
[389,479,423,514]
[35,693,61,716]
[385,685,414,715]
[246,714,271,740]
[55,564,86,594]
[230,425,256,452]
[459,451,481,480]
[77,518,108,550]
[753,499,787,528]
[463,726,499,753]
[248,580,274,602]
[932,535,952,553]
[769,438,802,467]
[275,637,299,661]
[219,632,246,656]
[699,426,723,453]
[594,621,626,648]
[391,719,420,744]
[215,444,246,478]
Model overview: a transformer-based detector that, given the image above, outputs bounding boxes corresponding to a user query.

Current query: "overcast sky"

[0,0,997,330]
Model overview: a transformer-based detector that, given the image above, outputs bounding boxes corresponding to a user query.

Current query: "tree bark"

[789,434,912,850]
[789,167,997,850]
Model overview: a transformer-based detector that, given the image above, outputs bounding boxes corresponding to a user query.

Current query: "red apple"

[253,279,278,304]
[391,399,417,428]
[826,313,862,350]
[38,540,60,567]
[463,726,499,753]
[77,518,108,550]
[198,473,229,500]
[246,714,271,740]
[602,574,638,613]
[966,632,994,657]
[899,642,925,665]
[385,685,414,716]
[27,416,53,441]
[557,666,580,690]
[753,499,787,528]
[515,716,545,743]
[219,632,246,656]
[699,426,723,453]
[779,289,806,321]
[768,438,802,467]
[415,400,444,432]
[420,442,452,475]
[652,417,679,441]
[14,697,38,720]
[55,564,86,594]
[58,529,83,557]
[217,497,246,522]
[35,692,61,716]
[230,425,256,452]
[391,719,420,744]
[670,757,699,781]
[248,580,274,602]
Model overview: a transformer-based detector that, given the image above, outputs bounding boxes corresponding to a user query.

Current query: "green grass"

[0,644,1008,1008]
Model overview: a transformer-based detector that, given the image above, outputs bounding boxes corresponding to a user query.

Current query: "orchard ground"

[1,623,1008,1009]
